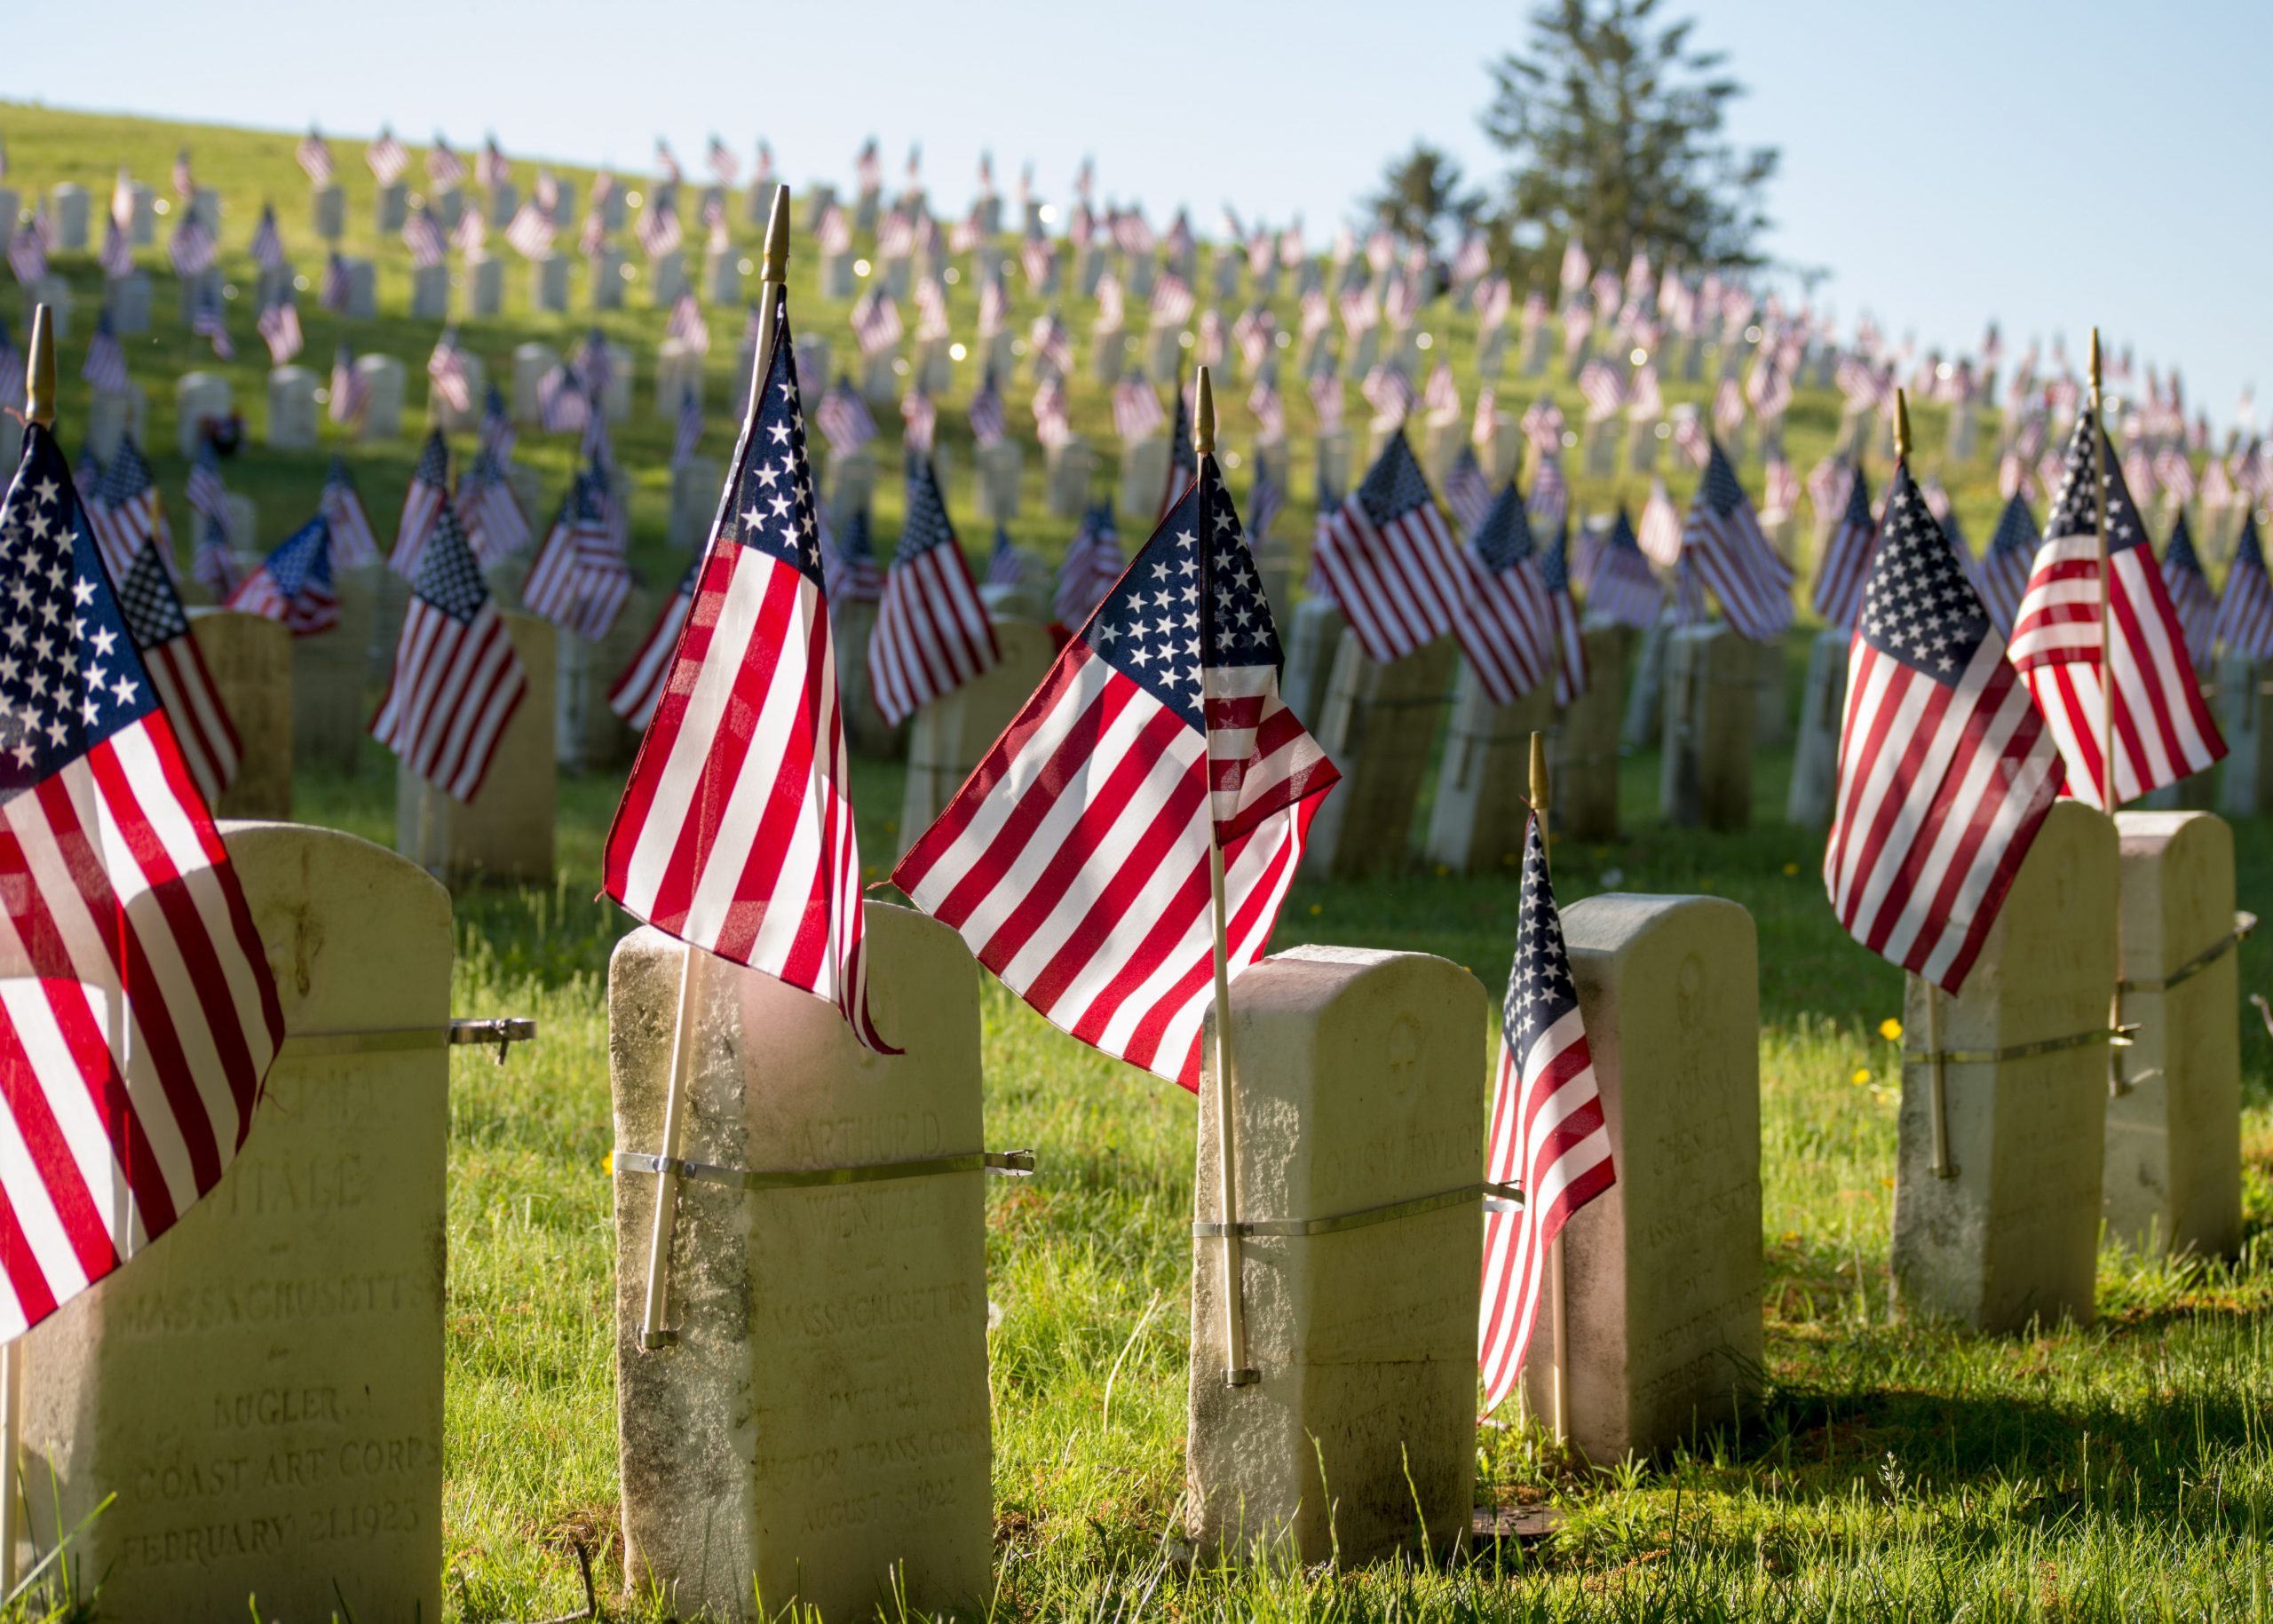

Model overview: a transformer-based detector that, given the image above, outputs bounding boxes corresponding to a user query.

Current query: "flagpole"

[1528,731,1569,1445]
[2,308,56,1590]
[1891,389,1955,1180]
[2087,329,2129,1098]
[1196,366,1255,1389]
[637,186,790,1352]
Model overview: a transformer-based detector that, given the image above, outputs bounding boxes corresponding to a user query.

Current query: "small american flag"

[168,213,216,278]
[1478,813,1615,1413]
[1247,461,1284,549]
[2160,513,2215,677]
[851,289,904,357]
[653,139,684,186]
[0,424,284,1340]
[1541,521,1588,703]
[1680,440,1794,642]
[457,447,529,565]
[371,503,527,802]
[320,251,351,313]
[82,312,130,393]
[1053,500,1125,627]
[249,205,286,272]
[0,218,29,288]
[1112,376,1167,443]
[815,375,878,455]
[99,214,134,281]
[816,203,852,257]
[2009,420,2225,808]
[1442,447,1493,536]
[1248,378,1286,443]
[328,343,369,427]
[666,291,711,355]
[83,434,170,584]
[1451,484,1553,705]
[914,275,952,343]
[823,503,886,606]
[868,455,1001,726]
[256,296,303,365]
[1826,460,2063,991]
[1150,273,1195,329]
[606,558,697,731]
[1636,477,1683,569]
[185,441,229,535]
[321,455,380,566]
[1527,455,1571,536]
[190,289,234,360]
[985,526,1030,588]
[1308,371,1344,435]
[601,292,889,1050]
[1976,494,2038,637]
[297,128,336,186]
[1314,430,1466,663]
[426,138,467,189]
[536,363,589,434]
[634,198,683,260]
[103,470,243,805]
[671,390,706,471]
[427,329,473,415]
[1810,464,1878,630]
[392,428,454,577]
[706,135,740,186]
[899,386,936,456]
[1576,359,1624,423]
[505,198,557,259]
[191,511,237,600]
[171,148,194,197]
[522,466,630,639]
[978,272,1010,337]
[1028,311,1072,376]
[893,454,1338,1089]
[968,368,1007,447]
[479,384,515,462]
[475,136,510,190]
[403,206,447,270]
[2212,513,2273,660]
[1359,363,1414,424]
[227,513,340,635]
[1586,509,1665,630]
[450,206,486,257]
[1032,378,1073,448]
[367,128,409,185]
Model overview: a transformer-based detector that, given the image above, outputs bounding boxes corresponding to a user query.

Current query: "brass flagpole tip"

[2088,327,2103,394]
[26,304,55,429]
[1193,366,1216,457]
[1528,731,1549,816]
[762,185,791,283]
[1893,387,1912,461]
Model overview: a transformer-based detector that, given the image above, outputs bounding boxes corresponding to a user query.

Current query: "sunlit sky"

[8,0,2266,421]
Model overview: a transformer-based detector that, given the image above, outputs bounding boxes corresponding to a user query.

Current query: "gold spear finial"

[2088,327,2103,398]
[26,304,55,429]
[762,184,791,284]
[1528,731,1549,817]
[1193,365,1216,458]
[1893,387,1912,461]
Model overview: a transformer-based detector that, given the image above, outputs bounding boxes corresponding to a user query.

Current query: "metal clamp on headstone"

[1905,1024,2136,1067]
[614,1147,1035,1191]
[1192,1180,1522,1240]
[274,1017,538,1064]
[2118,911,2257,995]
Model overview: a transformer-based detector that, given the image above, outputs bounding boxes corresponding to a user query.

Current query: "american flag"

[634,198,683,260]
[169,213,216,278]
[185,441,229,535]
[1825,460,2063,991]
[653,139,684,185]
[7,215,47,287]
[1028,312,1072,376]
[1746,349,1793,419]
[1450,484,1553,705]
[191,511,237,601]
[1247,378,1286,443]
[672,390,706,470]
[601,295,888,1049]
[320,251,351,313]
[367,128,409,186]
[190,289,233,360]
[1478,813,1615,1413]
[706,135,739,186]
[328,343,369,427]
[814,376,877,456]
[370,503,527,802]
[985,526,1029,589]
[1032,378,1073,448]
[1541,522,1588,704]
[1526,455,1571,536]
[227,513,340,635]
[0,423,284,1340]
[1442,447,1493,536]
[99,215,134,281]
[427,329,473,415]
[249,205,286,272]
[823,503,886,606]
[392,427,453,577]
[969,368,1007,447]
[504,198,556,259]
[256,296,303,366]
[816,203,852,257]
[1762,454,1802,523]
[475,136,510,190]
[1586,508,1665,630]
[536,363,589,434]
[914,275,952,343]
[2009,419,2225,808]
[2211,512,2272,660]
[666,291,711,355]
[1150,273,1195,329]
[1577,359,1623,424]
[1810,464,1878,630]
[1634,478,1682,570]
[606,558,698,731]
[1053,500,1125,627]
[869,456,1001,725]
[1247,460,1284,549]
[1680,440,1794,642]
[297,128,336,186]
[171,149,194,198]
[1308,371,1344,435]
[1625,361,1664,424]
[420,139,463,189]
[478,384,515,463]
[457,447,529,565]
[1112,376,1167,443]
[83,434,170,585]
[81,312,130,394]
[894,453,1337,1088]
[320,455,380,566]
[1360,363,1414,424]
[450,206,486,257]
[978,272,1010,337]
[899,386,936,456]
[402,206,447,270]
[851,289,904,358]
[1314,430,1465,663]
[2159,513,2215,677]
[523,465,630,639]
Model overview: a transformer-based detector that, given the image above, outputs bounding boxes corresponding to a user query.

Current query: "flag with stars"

[2158,512,2215,677]
[1584,508,1664,631]
[1810,463,1877,631]
[1826,460,2064,991]
[0,424,284,1340]
[2008,419,2224,808]
[2212,512,2273,661]
[1976,492,2038,638]
[1451,483,1554,705]
[320,455,380,568]
[606,557,698,732]
[1053,500,1125,628]
[867,455,1001,727]
[1478,812,1615,1414]
[1680,439,1794,642]
[391,428,453,578]
[601,293,890,1051]
[894,456,1339,1089]
[369,503,527,803]
[522,463,630,641]
[1314,428,1466,663]
[226,513,339,635]
[82,433,169,584]
[1541,519,1589,704]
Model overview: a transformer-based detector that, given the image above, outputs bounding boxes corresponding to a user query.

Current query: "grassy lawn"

[4,102,2272,1623]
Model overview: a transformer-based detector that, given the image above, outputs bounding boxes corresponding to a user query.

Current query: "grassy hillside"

[3,103,2272,1624]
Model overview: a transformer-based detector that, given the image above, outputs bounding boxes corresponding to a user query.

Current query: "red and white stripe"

[368,599,527,804]
[142,635,241,807]
[1453,555,1553,706]
[1314,498,1465,663]
[607,581,695,730]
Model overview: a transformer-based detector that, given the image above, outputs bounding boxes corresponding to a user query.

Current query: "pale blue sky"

[7,0,2265,419]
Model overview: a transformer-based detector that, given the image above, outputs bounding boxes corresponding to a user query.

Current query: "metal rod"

[1925,982,1953,1179]
[1530,731,1568,1446]
[26,305,55,428]
[2088,329,2126,1097]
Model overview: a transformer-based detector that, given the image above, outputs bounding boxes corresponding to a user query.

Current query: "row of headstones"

[18,780,2240,1618]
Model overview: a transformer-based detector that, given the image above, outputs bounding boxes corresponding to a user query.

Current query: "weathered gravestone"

[311,184,345,241]
[187,608,291,819]
[1659,624,1755,831]
[1754,633,1793,749]
[177,371,234,458]
[592,245,628,311]
[487,178,519,229]
[16,822,450,1624]
[652,250,688,308]
[265,366,319,450]
[352,354,405,440]
[294,562,381,773]
[105,272,152,336]
[1552,622,1630,843]
[971,440,1023,524]
[1620,619,1671,749]
[1423,662,1552,875]
[465,255,503,319]
[408,263,449,321]
[705,245,741,306]
[510,341,559,424]
[85,384,145,465]
[338,257,377,321]
[1279,598,1345,737]
[655,339,703,416]
[1893,801,2116,1331]
[554,608,647,775]
[1117,435,1170,523]
[394,611,556,883]
[529,252,570,313]
[2105,812,2243,1259]
[48,183,90,250]
[1785,628,1849,829]
[666,455,722,551]
[832,597,903,759]
[1300,635,1457,880]
[1044,438,1096,520]
[1525,893,1762,1459]
[2215,653,2273,816]
[895,619,1054,860]
[1185,946,1485,1565]
[610,908,993,1621]
[431,353,487,435]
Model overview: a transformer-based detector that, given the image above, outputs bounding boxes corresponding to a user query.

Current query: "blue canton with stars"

[1083,460,1281,730]
[0,428,162,804]
[262,513,335,598]
[1857,463,1990,683]
[410,505,491,623]
[727,297,824,588]
[1985,493,2037,564]
[2046,421,2145,557]
[895,454,960,572]
[1540,519,1574,595]
[1354,430,1435,527]
[2164,511,2203,579]
[1699,440,1751,517]
[1470,483,1539,574]
[1505,816,1579,1055]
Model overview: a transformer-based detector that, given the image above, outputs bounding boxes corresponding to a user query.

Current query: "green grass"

[5,102,2273,1624]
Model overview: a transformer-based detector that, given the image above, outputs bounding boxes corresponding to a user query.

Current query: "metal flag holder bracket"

[2117,911,2256,996]
[275,1018,538,1066]
[615,1147,1037,1192]
[1904,1020,2137,1182]
[1192,1180,1523,1241]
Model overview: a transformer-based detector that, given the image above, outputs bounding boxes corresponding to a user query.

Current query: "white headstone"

[408,263,450,321]
[265,366,320,450]
[353,354,406,440]
[1116,435,1170,521]
[341,257,377,320]
[395,611,556,883]
[1423,661,1552,874]
[374,181,408,234]
[123,183,155,244]
[294,561,381,773]
[17,822,451,1623]
[464,254,503,318]
[704,244,741,305]
[603,342,635,422]
[611,908,994,1621]
[48,182,90,250]
[430,185,464,229]
[1785,627,1849,829]
[591,245,628,310]
[970,440,1023,523]
[1553,622,1628,843]
[86,384,146,465]
[528,252,570,313]
[189,185,220,233]
[511,341,560,424]
[1043,438,1096,520]
[1185,945,1485,1565]
[187,608,292,820]
[220,493,259,566]
[1659,624,1754,830]
[312,183,345,241]
[650,249,688,307]
[432,352,487,434]
[177,372,235,458]
[1279,598,1345,728]
[655,338,704,416]
[106,271,152,335]
[487,178,519,229]
[1300,635,1455,880]
[2215,654,2273,817]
